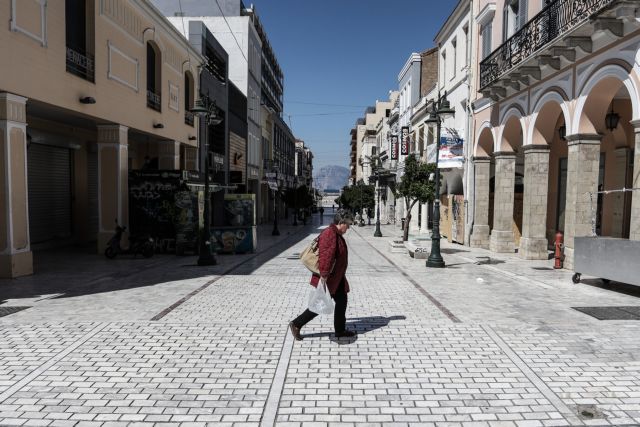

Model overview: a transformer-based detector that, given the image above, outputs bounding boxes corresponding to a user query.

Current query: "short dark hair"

[333,209,354,225]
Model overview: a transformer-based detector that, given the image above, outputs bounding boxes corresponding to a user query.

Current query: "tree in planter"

[395,153,436,241]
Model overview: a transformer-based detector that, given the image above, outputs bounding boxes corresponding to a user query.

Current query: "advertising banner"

[400,126,410,155]
[426,143,437,164]
[390,134,398,160]
[438,128,464,169]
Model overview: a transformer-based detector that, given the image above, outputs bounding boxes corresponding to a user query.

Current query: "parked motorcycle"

[104,220,155,259]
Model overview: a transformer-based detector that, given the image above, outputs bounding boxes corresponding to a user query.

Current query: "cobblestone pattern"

[495,324,640,426]
[281,323,568,426]
[0,323,281,426]
[0,323,95,395]
[163,232,452,326]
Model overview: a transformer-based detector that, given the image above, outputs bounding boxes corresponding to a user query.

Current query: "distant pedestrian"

[319,206,324,224]
[332,204,335,212]
[289,210,355,340]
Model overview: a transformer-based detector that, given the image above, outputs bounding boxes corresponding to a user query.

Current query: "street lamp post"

[191,95,223,266]
[374,172,382,237]
[425,91,455,269]
[293,179,298,226]
[272,165,280,236]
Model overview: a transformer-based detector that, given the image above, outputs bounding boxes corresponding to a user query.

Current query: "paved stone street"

[1,218,640,427]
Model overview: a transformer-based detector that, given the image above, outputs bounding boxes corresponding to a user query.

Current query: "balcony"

[479,0,630,99]
[147,90,161,112]
[184,111,194,126]
[66,47,95,83]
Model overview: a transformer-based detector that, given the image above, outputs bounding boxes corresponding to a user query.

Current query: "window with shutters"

[481,22,492,59]
[502,0,527,41]
[451,38,457,79]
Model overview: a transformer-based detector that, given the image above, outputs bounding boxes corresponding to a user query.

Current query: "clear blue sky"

[250,0,459,171]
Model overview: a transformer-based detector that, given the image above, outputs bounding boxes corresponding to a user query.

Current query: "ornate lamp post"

[374,171,383,237]
[424,92,455,268]
[191,95,223,266]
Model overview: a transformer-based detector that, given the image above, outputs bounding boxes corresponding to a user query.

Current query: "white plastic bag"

[308,280,335,315]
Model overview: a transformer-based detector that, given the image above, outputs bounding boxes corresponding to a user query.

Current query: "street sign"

[401,126,409,155]
[390,134,398,160]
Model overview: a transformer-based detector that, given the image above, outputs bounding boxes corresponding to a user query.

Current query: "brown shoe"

[289,322,302,341]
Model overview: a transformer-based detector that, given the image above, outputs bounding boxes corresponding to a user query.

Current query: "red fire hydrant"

[553,231,564,269]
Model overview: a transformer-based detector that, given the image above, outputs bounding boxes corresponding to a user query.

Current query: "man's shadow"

[303,315,406,345]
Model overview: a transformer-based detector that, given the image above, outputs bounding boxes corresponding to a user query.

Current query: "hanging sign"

[400,126,410,155]
[390,134,398,160]
[438,127,464,169]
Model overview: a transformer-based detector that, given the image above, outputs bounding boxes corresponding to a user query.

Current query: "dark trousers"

[292,279,348,333]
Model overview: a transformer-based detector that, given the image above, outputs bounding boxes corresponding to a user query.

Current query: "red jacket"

[310,224,349,295]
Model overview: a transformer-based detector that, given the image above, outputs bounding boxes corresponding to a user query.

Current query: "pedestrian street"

[1,220,640,427]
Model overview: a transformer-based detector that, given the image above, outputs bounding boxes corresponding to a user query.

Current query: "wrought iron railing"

[479,0,616,89]
[184,111,194,126]
[66,47,95,82]
[147,90,161,112]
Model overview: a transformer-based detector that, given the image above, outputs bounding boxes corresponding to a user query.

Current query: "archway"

[523,91,569,259]
[489,111,523,253]
[470,124,495,249]
[564,67,638,269]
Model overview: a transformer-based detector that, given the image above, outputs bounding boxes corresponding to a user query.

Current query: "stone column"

[158,140,180,170]
[563,134,601,270]
[470,156,491,249]
[0,93,32,278]
[489,151,516,253]
[97,125,129,253]
[610,147,629,237]
[628,121,640,240]
[520,145,551,259]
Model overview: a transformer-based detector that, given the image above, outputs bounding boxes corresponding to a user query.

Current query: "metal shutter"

[517,0,528,30]
[27,144,72,244]
[87,148,98,241]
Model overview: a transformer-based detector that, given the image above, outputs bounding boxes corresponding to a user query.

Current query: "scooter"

[104,220,155,259]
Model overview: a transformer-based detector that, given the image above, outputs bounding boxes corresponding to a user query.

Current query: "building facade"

[470,0,640,269]
[183,21,230,226]
[433,0,472,243]
[0,0,203,278]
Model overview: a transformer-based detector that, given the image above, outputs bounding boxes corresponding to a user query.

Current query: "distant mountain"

[313,165,349,192]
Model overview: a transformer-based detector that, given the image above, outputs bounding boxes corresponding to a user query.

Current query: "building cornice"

[398,53,422,82]
[434,0,471,43]
[475,2,496,28]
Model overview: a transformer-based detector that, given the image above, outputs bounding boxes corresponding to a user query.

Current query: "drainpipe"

[464,0,475,246]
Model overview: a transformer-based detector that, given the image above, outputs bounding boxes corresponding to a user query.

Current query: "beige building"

[470,0,640,268]
[0,1,204,278]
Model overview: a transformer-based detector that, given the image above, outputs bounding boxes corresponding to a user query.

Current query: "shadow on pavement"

[0,219,323,304]
[301,315,407,345]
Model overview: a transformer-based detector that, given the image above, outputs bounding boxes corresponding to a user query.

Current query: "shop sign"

[390,134,398,160]
[400,126,410,155]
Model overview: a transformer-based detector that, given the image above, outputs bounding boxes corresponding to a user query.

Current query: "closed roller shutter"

[27,144,72,244]
[87,149,98,241]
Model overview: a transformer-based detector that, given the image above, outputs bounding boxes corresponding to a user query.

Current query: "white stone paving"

[0,221,639,426]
